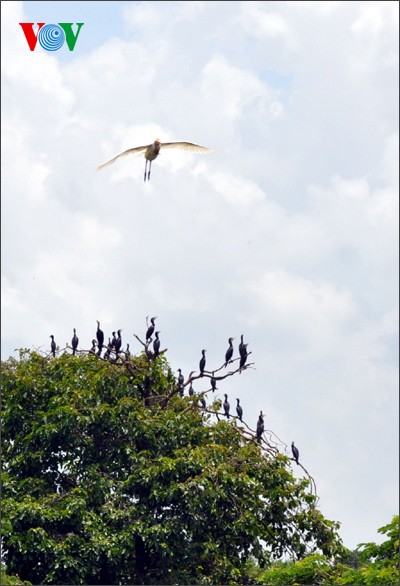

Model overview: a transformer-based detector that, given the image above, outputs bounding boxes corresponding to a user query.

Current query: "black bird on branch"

[235,398,243,421]
[111,331,117,351]
[223,394,230,419]
[210,373,217,392]
[239,344,248,371]
[114,329,123,354]
[96,320,104,355]
[153,331,161,357]
[199,395,206,409]
[177,368,184,397]
[146,316,157,342]
[199,349,206,376]
[50,335,56,357]
[256,411,264,443]
[291,441,300,465]
[188,382,195,397]
[125,343,131,359]
[239,335,246,359]
[89,339,97,355]
[224,337,235,367]
[71,328,79,356]
[104,338,112,361]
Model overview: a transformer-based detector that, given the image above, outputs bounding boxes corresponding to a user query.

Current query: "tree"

[1,340,342,585]
[256,515,399,585]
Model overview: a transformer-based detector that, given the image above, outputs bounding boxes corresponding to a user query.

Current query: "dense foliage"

[1,348,342,584]
[256,515,399,585]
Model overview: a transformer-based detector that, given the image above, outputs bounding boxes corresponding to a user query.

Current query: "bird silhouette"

[153,331,161,357]
[223,394,230,419]
[146,316,157,342]
[50,335,56,357]
[71,328,79,356]
[177,368,185,397]
[291,441,300,465]
[114,329,123,354]
[239,344,248,370]
[256,411,264,443]
[98,139,213,181]
[96,320,104,355]
[224,337,235,367]
[199,349,207,376]
[235,398,243,421]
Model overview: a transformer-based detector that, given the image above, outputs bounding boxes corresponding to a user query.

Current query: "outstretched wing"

[97,145,148,170]
[161,141,213,154]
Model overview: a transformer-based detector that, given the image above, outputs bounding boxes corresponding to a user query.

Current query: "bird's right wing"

[97,145,148,170]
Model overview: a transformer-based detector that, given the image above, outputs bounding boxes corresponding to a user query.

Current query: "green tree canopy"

[1,343,342,585]
[255,515,399,585]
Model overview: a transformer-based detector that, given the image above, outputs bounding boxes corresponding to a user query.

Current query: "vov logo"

[19,23,84,52]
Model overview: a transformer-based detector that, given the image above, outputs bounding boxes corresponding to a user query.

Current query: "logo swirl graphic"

[38,24,65,51]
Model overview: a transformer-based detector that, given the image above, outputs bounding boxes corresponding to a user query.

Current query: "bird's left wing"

[97,145,148,170]
[161,141,214,154]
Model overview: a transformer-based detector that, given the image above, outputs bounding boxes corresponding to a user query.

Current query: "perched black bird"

[239,344,248,370]
[146,316,157,342]
[103,338,112,360]
[223,393,230,419]
[153,331,161,357]
[199,395,206,409]
[235,398,243,421]
[177,368,184,397]
[291,441,300,465]
[238,335,246,358]
[96,320,104,354]
[224,337,235,367]
[50,335,56,357]
[256,411,264,443]
[177,368,184,386]
[199,349,206,376]
[89,339,97,355]
[71,328,79,356]
[125,343,131,359]
[210,373,217,392]
[111,331,117,350]
[188,382,195,397]
[115,329,123,353]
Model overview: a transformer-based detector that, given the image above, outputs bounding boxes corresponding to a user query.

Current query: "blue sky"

[2,0,399,553]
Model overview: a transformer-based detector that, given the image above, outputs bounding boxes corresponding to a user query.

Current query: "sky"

[1,0,399,552]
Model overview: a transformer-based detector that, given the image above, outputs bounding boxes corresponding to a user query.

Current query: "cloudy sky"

[1,0,398,551]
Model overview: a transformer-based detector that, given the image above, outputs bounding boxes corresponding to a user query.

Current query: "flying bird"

[291,441,300,465]
[98,138,213,181]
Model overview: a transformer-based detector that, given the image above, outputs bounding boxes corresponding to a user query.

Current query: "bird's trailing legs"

[144,160,152,182]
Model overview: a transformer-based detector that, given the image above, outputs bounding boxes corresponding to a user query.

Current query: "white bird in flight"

[98,138,213,181]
